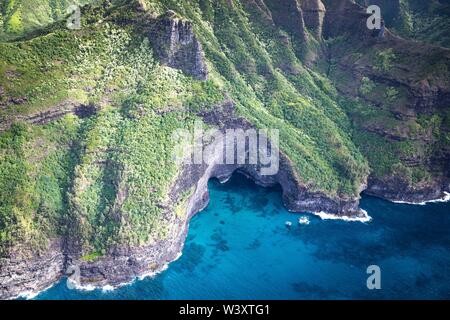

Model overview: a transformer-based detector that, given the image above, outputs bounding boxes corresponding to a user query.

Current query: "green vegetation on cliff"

[0,0,93,39]
[358,0,450,48]
[1,0,448,258]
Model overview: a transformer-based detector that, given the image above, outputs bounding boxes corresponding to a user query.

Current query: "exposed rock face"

[148,13,208,80]
[321,0,450,202]
[366,176,445,203]
[264,0,308,42]
[300,0,326,38]
[323,0,373,40]
[250,0,274,20]
[0,240,64,299]
[323,0,450,111]
[0,100,98,132]
[135,0,147,12]
[248,0,326,40]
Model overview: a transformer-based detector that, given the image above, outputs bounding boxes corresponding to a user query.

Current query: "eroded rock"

[300,0,326,38]
[148,12,208,80]
[264,0,308,42]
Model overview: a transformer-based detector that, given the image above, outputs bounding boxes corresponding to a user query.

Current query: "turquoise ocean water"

[35,173,450,299]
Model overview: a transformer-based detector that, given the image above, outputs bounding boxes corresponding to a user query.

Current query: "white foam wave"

[18,290,40,300]
[67,251,184,294]
[312,209,372,223]
[18,282,57,300]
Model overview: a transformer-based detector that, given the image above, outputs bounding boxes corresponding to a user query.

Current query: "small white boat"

[298,216,310,225]
[285,221,293,227]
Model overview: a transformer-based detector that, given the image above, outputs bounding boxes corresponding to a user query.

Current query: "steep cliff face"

[264,0,308,41]
[261,0,326,40]
[323,0,372,40]
[321,0,450,201]
[148,11,208,80]
[0,240,64,299]
[300,0,326,38]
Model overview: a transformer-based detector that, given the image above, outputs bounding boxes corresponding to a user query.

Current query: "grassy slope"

[397,0,450,48]
[0,0,94,40]
[1,0,371,257]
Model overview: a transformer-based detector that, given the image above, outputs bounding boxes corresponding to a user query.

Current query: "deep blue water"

[36,174,450,300]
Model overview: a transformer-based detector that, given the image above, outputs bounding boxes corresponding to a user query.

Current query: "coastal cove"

[33,173,450,300]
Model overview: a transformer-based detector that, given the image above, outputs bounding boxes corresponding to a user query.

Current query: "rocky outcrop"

[147,11,208,80]
[0,100,98,132]
[300,0,326,38]
[264,0,308,42]
[246,0,325,40]
[322,0,374,40]
[249,0,274,20]
[0,240,64,299]
[365,175,447,203]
